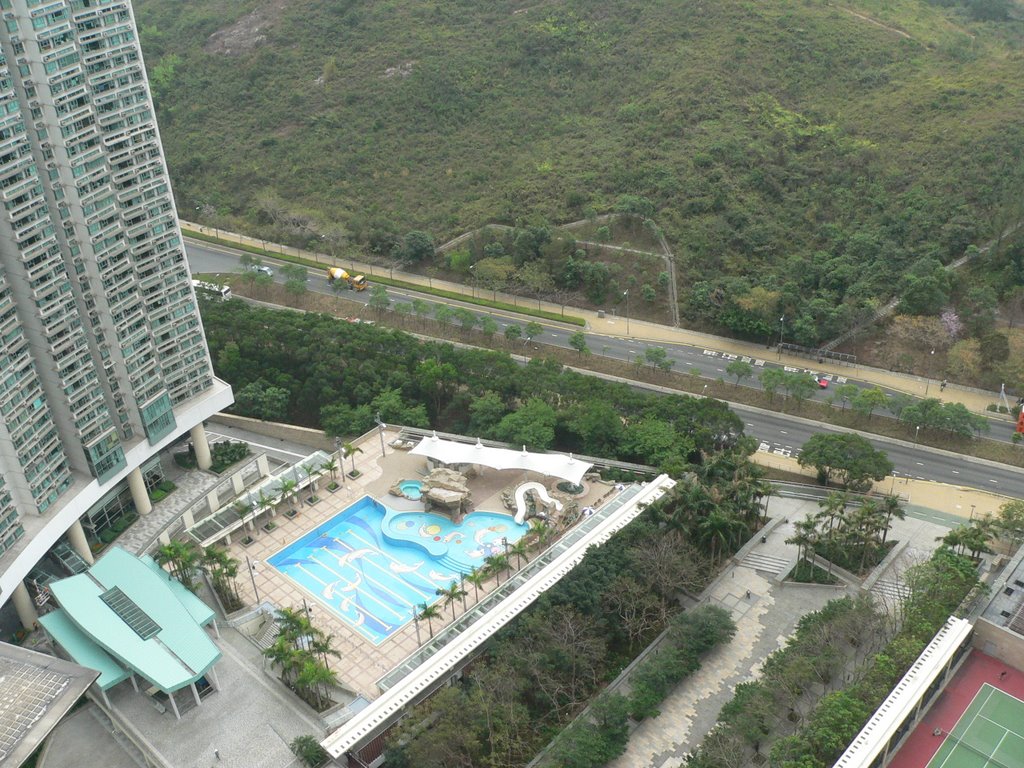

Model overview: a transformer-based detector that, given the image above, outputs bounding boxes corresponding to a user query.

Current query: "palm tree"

[530,521,554,551]
[255,488,276,520]
[155,540,201,591]
[508,539,530,570]
[233,499,253,535]
[786,515,819,566]
[484,554,510,585]
[465,568,488,604]
[264,635,304,687]
[879,494,906,544]
[320,457,339,485]
[202,546,242,610]
[278,478,298,511]
[418,603,441,638]
[698,510,745,566]
[296,657,338,710]
[342,442,363,476]
[436,582,467,620]
[302,462,321,497]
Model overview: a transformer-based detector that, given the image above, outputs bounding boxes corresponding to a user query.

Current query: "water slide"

[514,482,563,525]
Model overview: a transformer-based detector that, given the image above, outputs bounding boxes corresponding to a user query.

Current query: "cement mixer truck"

[326,267,368,291]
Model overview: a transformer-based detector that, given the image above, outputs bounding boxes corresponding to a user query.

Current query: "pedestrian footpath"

[181,221,1003,417]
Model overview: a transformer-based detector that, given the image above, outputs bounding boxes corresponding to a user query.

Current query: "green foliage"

[797,433,893,489]
[628,606,736,719]
[210,440,251,474]
[136,0,1024,346]
[233,378,291,421]
[289,735,328,768]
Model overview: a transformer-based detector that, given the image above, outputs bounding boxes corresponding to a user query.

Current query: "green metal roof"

[48,547,220,693]
[37,610,129,690]
[140,555,215,627]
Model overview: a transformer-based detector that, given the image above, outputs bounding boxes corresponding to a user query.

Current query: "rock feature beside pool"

[419,468,472,520]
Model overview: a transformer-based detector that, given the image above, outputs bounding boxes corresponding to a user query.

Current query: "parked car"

[247,265,273,277]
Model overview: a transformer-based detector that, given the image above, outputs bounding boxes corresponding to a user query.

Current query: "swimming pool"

[268,496,529,644]
[398,480,422,500]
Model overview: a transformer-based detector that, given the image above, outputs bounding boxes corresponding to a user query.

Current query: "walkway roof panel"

[37,610,129,690]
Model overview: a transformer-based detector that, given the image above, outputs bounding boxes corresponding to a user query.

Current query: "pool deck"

[228,429,613,701]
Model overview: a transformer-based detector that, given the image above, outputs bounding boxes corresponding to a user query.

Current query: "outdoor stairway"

[89,704,149,768]
[252,614,280,650]
[741,551,791,576]
[871,578,910,603]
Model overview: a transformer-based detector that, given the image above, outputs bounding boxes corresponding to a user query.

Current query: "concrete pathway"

[117,466,221,555]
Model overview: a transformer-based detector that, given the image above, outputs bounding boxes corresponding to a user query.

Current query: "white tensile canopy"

[409,434,593,485]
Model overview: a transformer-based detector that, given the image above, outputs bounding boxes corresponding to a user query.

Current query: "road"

[186,239,1024,498]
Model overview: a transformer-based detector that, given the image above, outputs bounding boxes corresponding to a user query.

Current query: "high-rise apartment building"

[0,0,232,630]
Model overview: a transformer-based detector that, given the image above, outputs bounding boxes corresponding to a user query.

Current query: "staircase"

[252,614,280,650]
[741,551,791,576]
[88,704,150,768]
[871,578,909,604]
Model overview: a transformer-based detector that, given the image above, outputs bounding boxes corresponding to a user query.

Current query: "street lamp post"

[469,264,476,298]
[374,412,386,457]
[925,349,935,396]
[914,425,920,445]
[623,290,630,335]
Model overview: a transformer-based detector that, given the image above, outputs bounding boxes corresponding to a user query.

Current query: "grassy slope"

[137,0,1024,313]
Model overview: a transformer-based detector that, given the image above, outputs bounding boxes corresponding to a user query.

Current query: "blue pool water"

[268,496,529,644]
[399,480,423,500]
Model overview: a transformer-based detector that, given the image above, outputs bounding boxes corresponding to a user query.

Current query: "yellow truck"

[326,267,367,291]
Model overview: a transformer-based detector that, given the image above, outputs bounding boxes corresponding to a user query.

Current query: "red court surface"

[889,650,1024,768]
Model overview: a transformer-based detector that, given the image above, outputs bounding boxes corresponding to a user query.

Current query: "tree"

[979,331,1010,369]
[290,735,329,768]
[341,442,363,475]
[726,359,754,386]
[492,398,556,450]
[569,330,590,357]
[798,433,893,489]
[851,387,888,419]
[368,284,391,314]
[504,323,522,343]
[155,540,201,591]
[480,315,498,342]
[417,602,441,638]
[436,581,467,620]
[233,379,291,421]
[465,567,488,603]
[396,230,435,263]
[524,321,543,344]
[833,383,858,411]
[319,456,339,483]
[277,477,298,511]
[759,367,786,402]
[995,499,1024,550]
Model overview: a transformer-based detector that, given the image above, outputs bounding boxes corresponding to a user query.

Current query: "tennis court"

[927,684,1024,768]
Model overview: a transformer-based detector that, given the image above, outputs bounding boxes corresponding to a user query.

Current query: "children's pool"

[398,480,423,500]
[268,496,529,644]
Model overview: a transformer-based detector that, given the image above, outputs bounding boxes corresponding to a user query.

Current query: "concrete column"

[66,519,95,565]
[257,453,270,477]
[12,582,39,629]
[231,474,244,495]
[182,508,195,528]
[190,682,201,707]
[190,424,212,471]
[128,468,152,516]
[168,690,180,720]
[207,490,220,514]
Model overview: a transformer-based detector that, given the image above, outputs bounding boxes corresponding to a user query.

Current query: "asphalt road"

[187,239,1024,498]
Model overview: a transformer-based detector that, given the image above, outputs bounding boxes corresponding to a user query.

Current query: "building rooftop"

[0,642,98,768]
[44,547,220,693]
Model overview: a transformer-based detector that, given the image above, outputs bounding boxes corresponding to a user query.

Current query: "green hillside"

[136,0,1024,344]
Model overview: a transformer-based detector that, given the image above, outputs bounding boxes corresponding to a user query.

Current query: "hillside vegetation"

[137,0,1024,344]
